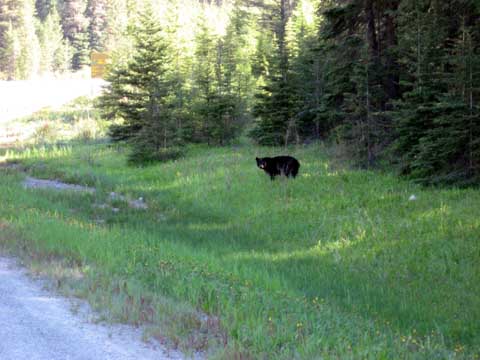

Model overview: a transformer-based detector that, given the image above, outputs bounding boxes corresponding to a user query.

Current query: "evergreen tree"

[391,0,480,184]
[0,0,20,46]
[99,8,179,162]
[191,13,219,144]
[287,0,323,140]
[0,0,21,79]
[35,0,54,21]
[24,0,41,78]
[86,0,107,51]
[188,4,252,145]
[54,38,75,73]
[251,0,297,146]
[213,3,254,144]
[318,0,400,164]
[38,4,65,75]
[0,22,20,80]
[162,0,196,143]
[103,0,130,51]
[60,0,89,69]
[13,0,40,79]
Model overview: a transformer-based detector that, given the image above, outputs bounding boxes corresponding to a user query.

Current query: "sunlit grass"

[0,111,479,357]
[0,96,108,151]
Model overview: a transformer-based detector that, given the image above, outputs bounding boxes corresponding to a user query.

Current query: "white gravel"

[23,176,96,193]
[0,257,185,360]
[22,177,149,210]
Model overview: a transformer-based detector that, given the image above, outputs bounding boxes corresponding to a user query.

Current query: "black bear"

[256,156,300,180]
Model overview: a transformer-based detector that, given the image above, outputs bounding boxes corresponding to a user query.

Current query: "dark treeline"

[251,0,480,185]
[2,0,479,185]
[315,0,480,185]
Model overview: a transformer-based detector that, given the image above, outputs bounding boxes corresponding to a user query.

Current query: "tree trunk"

[383,0,400,102]
[365,0,378,60]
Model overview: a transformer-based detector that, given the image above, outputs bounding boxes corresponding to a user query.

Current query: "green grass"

[1,126,479,357]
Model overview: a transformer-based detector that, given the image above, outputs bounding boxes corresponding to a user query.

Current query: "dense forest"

[1,0,479,185]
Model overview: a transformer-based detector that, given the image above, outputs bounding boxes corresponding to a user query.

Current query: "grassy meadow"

[0,100,479,359]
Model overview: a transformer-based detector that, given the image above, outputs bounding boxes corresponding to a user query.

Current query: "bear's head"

[256,157,267,169]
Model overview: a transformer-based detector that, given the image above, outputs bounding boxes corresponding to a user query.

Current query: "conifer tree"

[86,0,107,51]
[0,0,21,79]
[99,8,179,162]
[0,0,20,46]
[162,1,196,143]
[0,22,19,80]
[318,0,399,164]
[35,0,54,21]
[191,13,219,144]
[251,0,297,146]
[38,4,64,75]
[60,0,89,69]
[287,0,322,140]
[214,3,254,144]
[14,0,40,79]
[392,0,480,184]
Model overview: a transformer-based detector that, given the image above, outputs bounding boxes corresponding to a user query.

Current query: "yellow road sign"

[91,52,109,79]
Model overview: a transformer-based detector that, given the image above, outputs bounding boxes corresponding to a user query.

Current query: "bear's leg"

[284,164,293,177]
[291,166,298,178]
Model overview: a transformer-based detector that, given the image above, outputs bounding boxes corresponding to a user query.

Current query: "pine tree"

[0,0,21,79]
[23,0,41,78]
[191,3,255,145]
[287,0,322,140]
[251,0,297,146]
[0,22,19,80]
[317,0,400,164]
[103,0,129,51]
[35,0,54,21]
[390,0,447,174]
[0,0,20,45]
[13,0,41,79]
[392,0,480,184]
[191,13,218,144]
[99,8,179,163]
[162,0,196,143]
[38,4,64,75]
[54,39,75,73]
[86,0,107,51]
[213,3,254,144]
[60,0,89,69]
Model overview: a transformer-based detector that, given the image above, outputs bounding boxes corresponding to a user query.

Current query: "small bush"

[33,121,58,144]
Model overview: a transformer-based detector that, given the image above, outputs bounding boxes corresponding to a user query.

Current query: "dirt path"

[0,257,184,360]
[0,79,105,125]
[22,176,148,209]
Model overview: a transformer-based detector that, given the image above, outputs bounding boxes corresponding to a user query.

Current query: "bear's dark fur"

[256,156,300,180]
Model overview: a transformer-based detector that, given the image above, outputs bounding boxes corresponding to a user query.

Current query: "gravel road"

[0,257,184,360]
[0,79,105,124]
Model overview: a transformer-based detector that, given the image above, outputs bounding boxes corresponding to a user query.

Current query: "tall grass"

[1,141,479,358]
[0,96,108,150]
